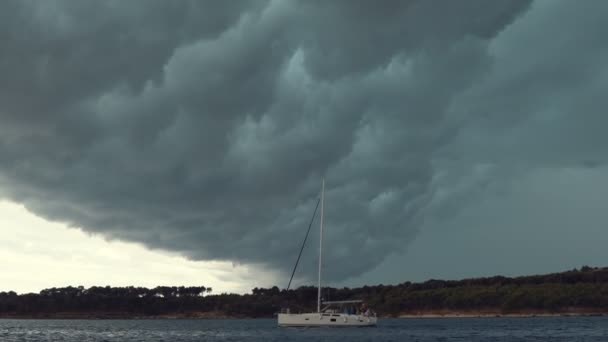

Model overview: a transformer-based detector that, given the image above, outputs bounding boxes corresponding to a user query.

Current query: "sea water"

[0,317,607,341]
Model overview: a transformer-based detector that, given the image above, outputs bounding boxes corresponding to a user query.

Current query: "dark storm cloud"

[5,0,604,284]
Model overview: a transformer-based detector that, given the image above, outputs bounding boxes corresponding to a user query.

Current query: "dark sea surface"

[1,317,607,341]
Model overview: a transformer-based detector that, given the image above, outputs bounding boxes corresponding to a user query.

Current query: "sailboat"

[277,179,377,327]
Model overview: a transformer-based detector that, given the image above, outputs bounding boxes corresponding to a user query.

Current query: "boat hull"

[277,313,377,327]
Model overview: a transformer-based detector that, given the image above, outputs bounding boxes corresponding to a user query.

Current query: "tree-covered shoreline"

[2,266,608,319]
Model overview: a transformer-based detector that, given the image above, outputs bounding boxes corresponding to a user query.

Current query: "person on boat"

[360,303,371,317]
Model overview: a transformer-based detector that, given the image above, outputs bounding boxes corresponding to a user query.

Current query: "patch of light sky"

[0,200,278,294]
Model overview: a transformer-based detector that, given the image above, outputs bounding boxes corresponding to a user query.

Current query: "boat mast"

[317,178,324,313]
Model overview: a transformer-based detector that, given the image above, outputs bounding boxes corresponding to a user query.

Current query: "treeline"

[1,266,608,318]
[0,286,214,317]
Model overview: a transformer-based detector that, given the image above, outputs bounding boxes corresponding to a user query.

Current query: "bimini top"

[322,300,363,305]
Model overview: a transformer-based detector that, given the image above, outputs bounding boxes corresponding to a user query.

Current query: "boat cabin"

[321,300,375,316]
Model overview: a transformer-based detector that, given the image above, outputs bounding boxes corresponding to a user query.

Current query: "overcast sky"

[1,0,607,293]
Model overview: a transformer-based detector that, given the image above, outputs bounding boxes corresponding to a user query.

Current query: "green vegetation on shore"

[1,266,607,318]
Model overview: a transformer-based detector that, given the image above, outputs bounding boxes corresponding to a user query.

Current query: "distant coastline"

[1,309,607,320]
[0,311,235,320]
[2,266,608,320]
[398,309,608,319]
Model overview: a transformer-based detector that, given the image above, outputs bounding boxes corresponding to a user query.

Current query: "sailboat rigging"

[277,179,377,327]
[286,197,320,290]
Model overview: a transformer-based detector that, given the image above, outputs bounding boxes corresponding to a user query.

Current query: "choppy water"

[0,317,607,341]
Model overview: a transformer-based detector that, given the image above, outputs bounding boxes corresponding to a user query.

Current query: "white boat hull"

[277,313,377,327]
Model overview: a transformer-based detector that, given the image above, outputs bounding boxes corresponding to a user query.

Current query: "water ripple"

[0,317,606,341]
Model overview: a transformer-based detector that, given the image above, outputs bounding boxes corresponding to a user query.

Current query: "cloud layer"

[1,0,606,283]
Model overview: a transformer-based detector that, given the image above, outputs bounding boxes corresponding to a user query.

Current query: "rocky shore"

[2,309,607,320]
[398,308,607,318]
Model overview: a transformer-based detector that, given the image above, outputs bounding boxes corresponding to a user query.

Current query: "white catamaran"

[277,179,377,327]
